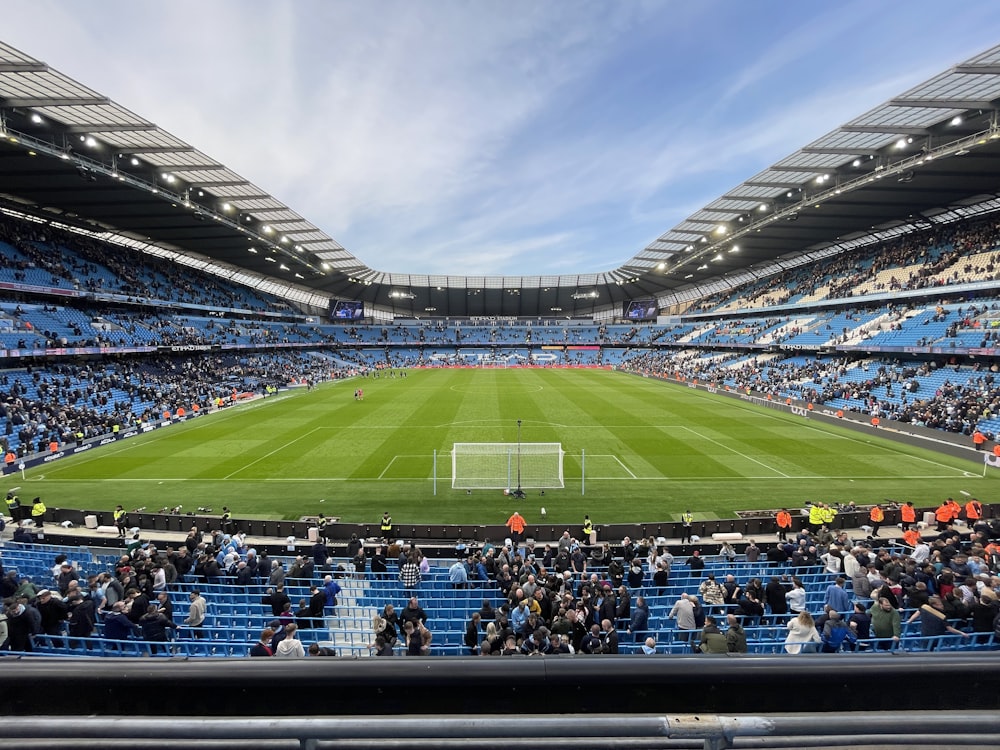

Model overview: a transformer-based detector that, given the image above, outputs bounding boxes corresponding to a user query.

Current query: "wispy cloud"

[5,1,1000,278]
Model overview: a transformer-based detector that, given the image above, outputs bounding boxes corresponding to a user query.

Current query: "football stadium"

[2,11,1000,748]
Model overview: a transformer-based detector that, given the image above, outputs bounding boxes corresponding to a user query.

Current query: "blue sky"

[5,2,1000,277]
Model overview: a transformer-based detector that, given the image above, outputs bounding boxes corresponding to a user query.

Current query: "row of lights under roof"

[27,111,319,277]
[699,132,944,247]
[9,115,328,286]
[668,133,948,278]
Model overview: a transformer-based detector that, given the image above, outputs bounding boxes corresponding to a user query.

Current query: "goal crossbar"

[451,442,564,490]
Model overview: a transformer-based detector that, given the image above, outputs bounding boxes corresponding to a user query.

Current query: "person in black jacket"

[370,546,387,574]
[5,599,35,651]
[597,586,617,627]
[262,585,291,618]
[139,603,177,654]
[125,589,149,625]
[67,591,96,643]
[308,586,326,629]
[464,612,481,655]
[346,534,363,560]
[399,597,427,629]
[36,589,68,645]
[764,576,789,622]
[607,558,625,589]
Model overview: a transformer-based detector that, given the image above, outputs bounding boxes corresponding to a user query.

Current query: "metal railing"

[3,712,999,749]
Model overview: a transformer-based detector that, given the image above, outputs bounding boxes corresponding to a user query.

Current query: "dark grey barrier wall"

[1,654,998,717]
[38,503,999,558]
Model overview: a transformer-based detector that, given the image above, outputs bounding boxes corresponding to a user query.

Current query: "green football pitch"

[22,368,992,525]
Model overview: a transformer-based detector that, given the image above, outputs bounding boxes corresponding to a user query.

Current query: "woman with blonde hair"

[481,621,501,655]
[784,610,821,654]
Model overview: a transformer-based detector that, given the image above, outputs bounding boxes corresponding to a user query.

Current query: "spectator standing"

[275,623,305,658]
[668,593,697,643]
[250,628,275,656]
[399,555,421,589]
[628,595,649,643]
[725,613,747,653]
[784,611,821,654]
[184,590,207,638]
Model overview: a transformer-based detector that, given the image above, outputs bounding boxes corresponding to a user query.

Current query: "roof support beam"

[158,164,228,172]
[2,96,109,107]
[765,165,827,173]
[116,146,194,154]
[889,98,994,109]
[0,62,48,73]
[296,239,343,248]
[744,180,803,188]
[839,125,931,135]
[64,123,157,134]
[801,146,882,155]
[243,207,304,216]
[183,180,246,188]
[954,65,1000,75]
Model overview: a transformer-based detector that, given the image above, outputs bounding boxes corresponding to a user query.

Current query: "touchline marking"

[223,426,323,479]
[680,425,791,478]
[790,418,975,475]
[683,387,976,476]
[41,389,308,479]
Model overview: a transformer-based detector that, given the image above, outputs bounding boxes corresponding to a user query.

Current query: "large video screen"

[332,300,365,320]
[624,299,658,320]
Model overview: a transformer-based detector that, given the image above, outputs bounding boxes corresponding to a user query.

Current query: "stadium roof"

[2,41,1000,318]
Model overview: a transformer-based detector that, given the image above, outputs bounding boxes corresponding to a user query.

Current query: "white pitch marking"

[610,455,638,479]
[680,425,790,478]
[378,456,400,480]
[223,426,323,479]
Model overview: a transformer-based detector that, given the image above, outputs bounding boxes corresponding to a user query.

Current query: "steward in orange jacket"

[964,498,982,522]
[775,509,792,541]
[900,502,916,530]
[868,505,884,537]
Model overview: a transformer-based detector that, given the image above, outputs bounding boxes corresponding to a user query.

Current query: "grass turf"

[23,368,993,525]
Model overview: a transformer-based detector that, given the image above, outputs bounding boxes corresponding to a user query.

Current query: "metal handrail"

[2,712,999,750]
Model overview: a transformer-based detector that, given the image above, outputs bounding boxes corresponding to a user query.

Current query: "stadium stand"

[3,511,999,660]
[0,126,998,669]
[2,207,1000,472]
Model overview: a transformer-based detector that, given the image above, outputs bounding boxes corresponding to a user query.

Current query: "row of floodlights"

[16,111,323,277]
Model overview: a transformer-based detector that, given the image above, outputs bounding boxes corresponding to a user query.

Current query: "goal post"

[451,442,565,490]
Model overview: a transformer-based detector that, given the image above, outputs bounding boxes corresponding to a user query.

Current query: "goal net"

[451,442,565,490]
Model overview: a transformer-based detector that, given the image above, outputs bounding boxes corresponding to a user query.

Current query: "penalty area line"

[680,425,790,478]
[378,456,400,480]
[611,455,638,479]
